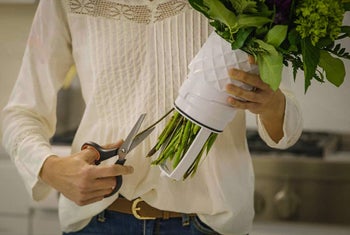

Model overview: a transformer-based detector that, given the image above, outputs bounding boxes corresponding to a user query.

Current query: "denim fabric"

[63,210,220,235]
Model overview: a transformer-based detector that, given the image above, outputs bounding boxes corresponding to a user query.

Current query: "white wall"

[247,59,350,134]
[247,13,350,134]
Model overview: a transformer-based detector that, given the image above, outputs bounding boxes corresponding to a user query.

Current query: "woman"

[1,1,302,234]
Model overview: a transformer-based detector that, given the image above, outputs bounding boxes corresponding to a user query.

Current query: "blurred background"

[0,1,349,235]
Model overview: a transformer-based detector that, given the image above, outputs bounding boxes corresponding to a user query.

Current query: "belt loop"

[162,211,170,220]
[97,210,106,223]
[182,214,190,227]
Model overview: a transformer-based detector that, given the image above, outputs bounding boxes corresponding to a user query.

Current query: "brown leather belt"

[108,197,188,220]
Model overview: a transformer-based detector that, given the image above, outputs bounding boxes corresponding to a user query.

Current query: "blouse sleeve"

[1,0,73,201]
[257,69,303,149]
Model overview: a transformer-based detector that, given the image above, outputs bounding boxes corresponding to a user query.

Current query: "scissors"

[81,113,154,197]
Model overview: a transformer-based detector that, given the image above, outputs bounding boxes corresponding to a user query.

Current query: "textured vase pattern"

[175,32,259,132]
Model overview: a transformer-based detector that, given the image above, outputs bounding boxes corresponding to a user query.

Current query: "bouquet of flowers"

[148,0,350,180]
[190,0,350,91]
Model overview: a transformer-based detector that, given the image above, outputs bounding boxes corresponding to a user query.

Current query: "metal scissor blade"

[118,113,146,159]
[128,126,155,152]
[126,109,173,152]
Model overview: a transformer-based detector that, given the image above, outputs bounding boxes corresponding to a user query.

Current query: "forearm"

[1,107,56,199]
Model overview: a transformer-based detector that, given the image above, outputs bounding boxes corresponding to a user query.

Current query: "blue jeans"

[63,210,220,235]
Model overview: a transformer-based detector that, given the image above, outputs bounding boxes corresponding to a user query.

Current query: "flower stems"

[148,110,218,179]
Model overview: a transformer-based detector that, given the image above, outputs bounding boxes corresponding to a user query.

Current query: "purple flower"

[265,0,293,24]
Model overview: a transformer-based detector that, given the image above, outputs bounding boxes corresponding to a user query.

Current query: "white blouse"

[1,0,303,234]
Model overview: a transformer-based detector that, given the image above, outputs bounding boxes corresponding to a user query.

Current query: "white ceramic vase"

[160,32,259,180]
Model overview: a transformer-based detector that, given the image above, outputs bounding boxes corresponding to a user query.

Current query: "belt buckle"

[131,198,156,220]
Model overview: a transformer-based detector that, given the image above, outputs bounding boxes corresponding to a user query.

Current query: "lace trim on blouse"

[67,0,190,24]
[10,129,38,157]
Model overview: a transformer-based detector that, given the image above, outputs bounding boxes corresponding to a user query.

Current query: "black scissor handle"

[81,141,118,165]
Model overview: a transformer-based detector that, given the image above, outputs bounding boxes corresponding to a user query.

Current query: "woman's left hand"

[225,68,285,116]
[225,67,286,142]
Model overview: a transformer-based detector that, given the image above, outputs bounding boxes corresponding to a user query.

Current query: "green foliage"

[255,39,284,90]
[318,50,345,87]
[266,25,288,47]
[301,38,320,92]
[294,0,345,45]
[327,43,350,60]
[188,0,350,92]
[343,0,350,11]
[228,0,258,13]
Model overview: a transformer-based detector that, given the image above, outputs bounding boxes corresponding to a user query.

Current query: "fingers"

[89,177,117,191]
[227,96,260,110]
[248,55,256,64]
[226,66,285,119]
[66,140,133,206]
[226,68,277,106]
[71,187,116,206]
[226,83,261,103]
[68,164,134,206]
[93,164,134,178]
[77,164,133,189]
[226,68,285,115]
[228,68,269,91]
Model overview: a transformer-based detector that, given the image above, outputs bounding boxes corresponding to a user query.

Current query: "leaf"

[188,0,211,18]
[287,29,300,52]
[338,26,350,39]
[301,38,320,92]
[341,26,350,35]
[334,44,341,52]
[257,54,283,91]
[266,25,288,47]
[318,50,345,87]
[255,40,283,91]
[229,0,258,13]
[189,0,238,30]
[231,28,254,49]
[317,37,334,48]
[343,2,350,11]
[237,14,272,28]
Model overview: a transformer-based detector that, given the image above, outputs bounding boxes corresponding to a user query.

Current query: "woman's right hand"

[39,140,134,206]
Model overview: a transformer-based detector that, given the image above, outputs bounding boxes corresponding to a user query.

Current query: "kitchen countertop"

[251,221,350,235]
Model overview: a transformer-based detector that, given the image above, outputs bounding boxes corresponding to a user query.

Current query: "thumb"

[80,146,100,165]
[80,139,125,164]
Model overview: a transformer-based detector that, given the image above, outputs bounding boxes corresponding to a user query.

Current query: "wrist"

[260,89,285,122]
[39,155,60,185]
[259,90,286,142]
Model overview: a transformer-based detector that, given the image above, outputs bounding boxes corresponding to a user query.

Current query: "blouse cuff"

[32,178,53,202]
[14,147,55,201]
[257,90,303,149]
